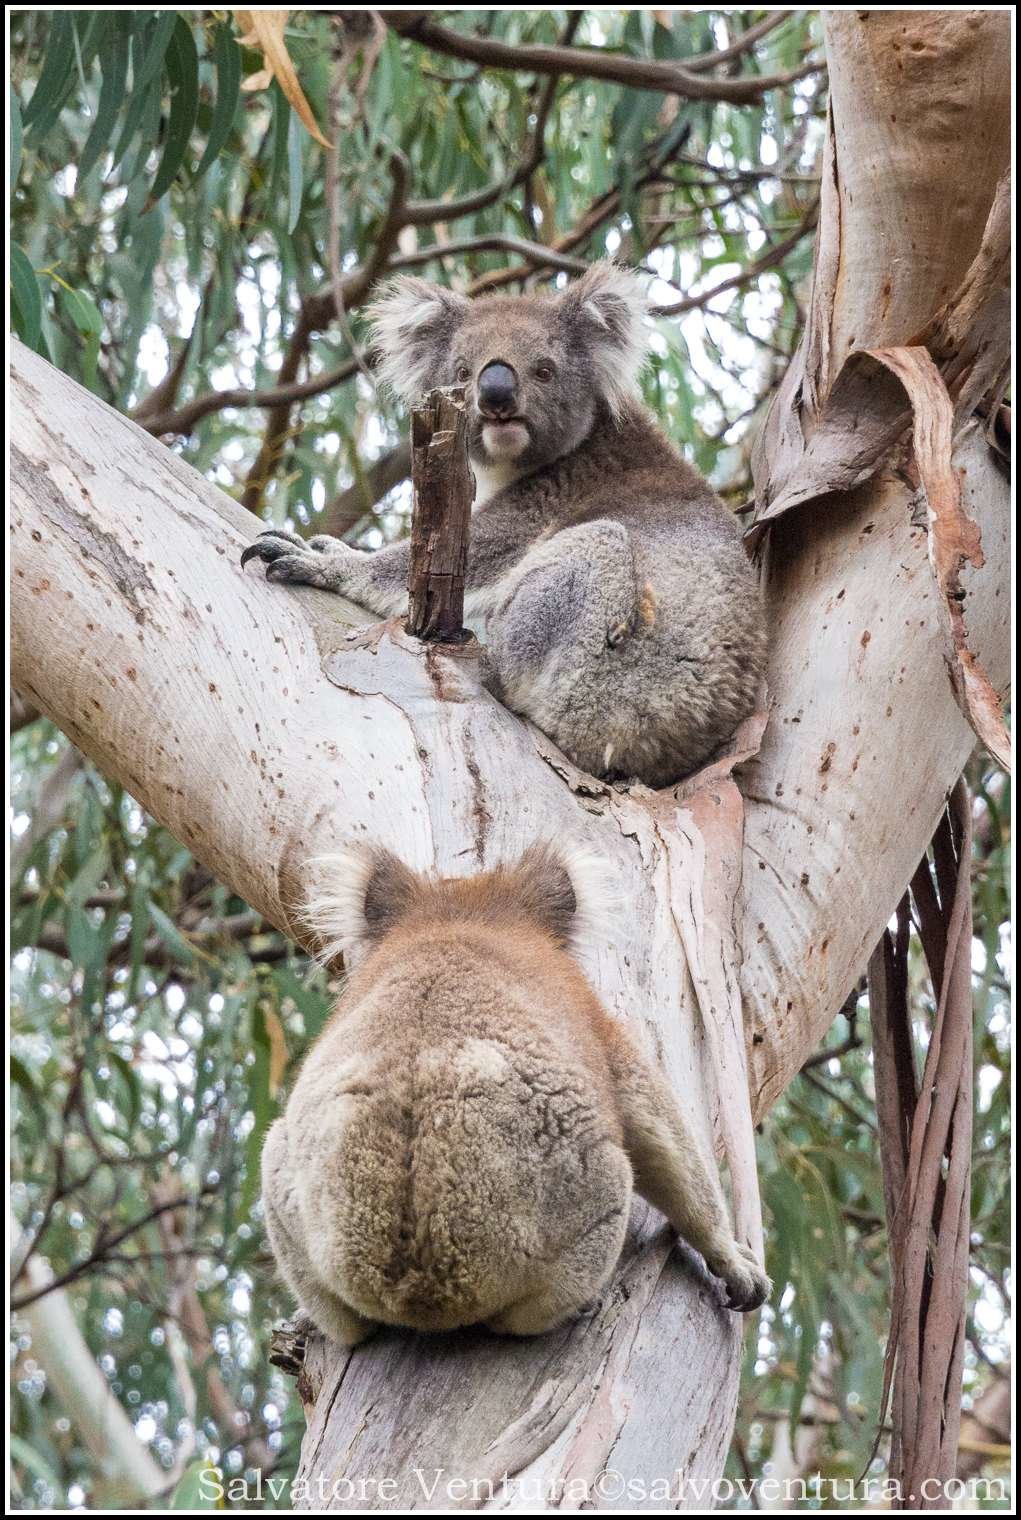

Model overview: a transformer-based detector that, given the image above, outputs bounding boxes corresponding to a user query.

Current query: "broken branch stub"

[405,385,474,642]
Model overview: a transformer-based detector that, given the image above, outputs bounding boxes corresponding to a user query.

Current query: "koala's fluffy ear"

[559,261,649,417]
[509,842,613,949]
[365,276,470,404]
[304,847,422,963]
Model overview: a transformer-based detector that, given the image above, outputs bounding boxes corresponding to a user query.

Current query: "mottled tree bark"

[405,387,473,641]
[9,10,1010,1510]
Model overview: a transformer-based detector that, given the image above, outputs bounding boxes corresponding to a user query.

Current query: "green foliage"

[10,9,819,514]
[732,766,1012,1504]
[11,725,331,1508]
[8,9,1009,1512]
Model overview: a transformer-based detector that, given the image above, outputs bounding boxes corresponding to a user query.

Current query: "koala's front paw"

[708,1242,771,1314]
[240,529,352,589]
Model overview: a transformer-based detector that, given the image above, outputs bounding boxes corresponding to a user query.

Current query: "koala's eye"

[533,361,556,382]
[455,361,471,383]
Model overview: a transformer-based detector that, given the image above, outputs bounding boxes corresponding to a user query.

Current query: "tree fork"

[11,329,1009,1505]
[8,12,1011,1496]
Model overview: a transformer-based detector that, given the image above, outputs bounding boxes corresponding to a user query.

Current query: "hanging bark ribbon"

[868,779,974,1506]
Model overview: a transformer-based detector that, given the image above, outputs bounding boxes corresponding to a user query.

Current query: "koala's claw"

[241,530,350,589]
[240,529,337,571]
[240,529,302,568]
[264,555,307,582]
[710,1243,771,1314]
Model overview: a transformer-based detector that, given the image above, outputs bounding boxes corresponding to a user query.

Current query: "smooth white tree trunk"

[9,12,1010,1508]
[10,337,1008,1505]
[12,339,761,1499]
[11,1231,166,1505]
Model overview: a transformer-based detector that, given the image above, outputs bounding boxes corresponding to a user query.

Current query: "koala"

[260,844,770,1345]
[240,262,766,788]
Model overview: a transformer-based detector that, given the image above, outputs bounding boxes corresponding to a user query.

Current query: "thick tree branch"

[11,285,1009,1494]
[13,341,767,1493]
[383,12,823,105]
[139,355,360,440]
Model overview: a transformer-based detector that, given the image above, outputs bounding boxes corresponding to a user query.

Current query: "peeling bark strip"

[750,343,1010,772]
[8,8,1014,1491]
[405,386,474,642]
[868,348,1010,774]
[748,8,1010,776]
[868,783,974,1508]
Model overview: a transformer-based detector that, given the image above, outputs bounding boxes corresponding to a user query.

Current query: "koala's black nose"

[477,361,518,417]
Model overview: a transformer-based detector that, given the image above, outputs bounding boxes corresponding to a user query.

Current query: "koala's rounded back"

[277,845,632,1333]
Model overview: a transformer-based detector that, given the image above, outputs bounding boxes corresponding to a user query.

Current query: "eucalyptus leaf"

[146,14,199,207]
[78,14,131,184]
[10,245,42,349]
[194,20,242,181]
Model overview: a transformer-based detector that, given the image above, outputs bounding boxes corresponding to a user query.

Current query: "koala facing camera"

[241,263,766,788]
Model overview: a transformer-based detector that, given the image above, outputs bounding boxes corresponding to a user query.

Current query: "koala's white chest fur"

[463,462,526,638]
[471,459,523,506]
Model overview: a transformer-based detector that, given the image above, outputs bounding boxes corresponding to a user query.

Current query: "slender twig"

[11,1190,218,1310]
[394,233,588,278]
[650,203,819,318]
[139,356,359,439]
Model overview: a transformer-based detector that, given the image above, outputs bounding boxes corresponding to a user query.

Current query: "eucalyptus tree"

[10,10,1010,1510]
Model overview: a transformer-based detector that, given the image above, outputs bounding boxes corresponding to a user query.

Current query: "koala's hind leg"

[484,520,666,779]
[607,1039,770,1314]
[261,1119,378,1347]
[484,1195,629,1337]
[485,519,644,701]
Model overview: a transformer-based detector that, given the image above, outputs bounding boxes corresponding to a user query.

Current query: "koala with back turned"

[241,263,766,788]
[261,845,770,1343]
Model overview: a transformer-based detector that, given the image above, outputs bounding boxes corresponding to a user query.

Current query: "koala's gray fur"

[241,263,766,788]
[260,845,770,1344]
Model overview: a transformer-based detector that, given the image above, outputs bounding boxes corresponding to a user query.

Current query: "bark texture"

[869,788,976,1506]
[744,6,1010,1121]
[8,10,1011,1509]
[405,387,473,641]
[742,15,1009,1501]
[12,340,760,1504]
